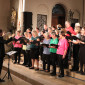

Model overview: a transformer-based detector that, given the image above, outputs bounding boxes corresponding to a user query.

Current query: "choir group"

[3,21,85,79]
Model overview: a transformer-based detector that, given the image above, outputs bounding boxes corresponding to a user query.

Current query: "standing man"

[0,29,14,82]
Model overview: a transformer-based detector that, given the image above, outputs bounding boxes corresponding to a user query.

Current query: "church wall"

[24,0,84,29]
[10,0,19,11]
[84,0,85,26]
[0,0,10,31]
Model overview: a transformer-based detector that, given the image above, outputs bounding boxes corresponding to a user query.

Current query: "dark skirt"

[79,44,85,64]
[30,48,39,59]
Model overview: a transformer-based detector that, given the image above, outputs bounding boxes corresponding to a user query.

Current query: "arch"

[52,4,65,15]
[52,4,66,27]
[52,2,68,20]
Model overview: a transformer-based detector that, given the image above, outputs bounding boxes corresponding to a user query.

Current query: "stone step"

[3,59,85,85]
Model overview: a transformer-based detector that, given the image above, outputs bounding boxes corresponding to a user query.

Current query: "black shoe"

[80,71,85,75]
[70,68,75,71]
[28,65,32,67]
[0,79,5,82]
[25,65,29,67]
[18,62,20,64]
[29,67,34,69]
[35,68,39,71]
[50,73,56,76]
[50,72,54,75]
[58,75,64,78]
[40,69,45,71]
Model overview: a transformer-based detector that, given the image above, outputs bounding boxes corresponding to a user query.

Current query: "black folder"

[50,44,58,48]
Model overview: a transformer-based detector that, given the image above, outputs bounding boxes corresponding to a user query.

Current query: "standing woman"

[71,27,81,71]
[79,27,85,74]
[30,30,40,70]
[26,32,32,67]
[22,32,28,66]
[50,32,58,76]
[57,31,68,78]
[42,32,51,72]
[13,30,22,64]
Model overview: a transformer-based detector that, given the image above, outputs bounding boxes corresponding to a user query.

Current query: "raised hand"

[11,34,15,38]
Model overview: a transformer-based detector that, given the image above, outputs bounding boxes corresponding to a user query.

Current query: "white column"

[17,0,23,30]
[23,0,25,12]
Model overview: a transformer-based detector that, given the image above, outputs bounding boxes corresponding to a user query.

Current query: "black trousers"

[22,50,28,65]
[80,63,83,72]
[0,57,4,75]
[39,46,43,60]
[42,54,50,71]
[27,50,32,67]
[14,48,22,63]
[63,54,68,69]
[50,53,57,74]
[73,44,79,70]
[57,54,64,76]
[68,42,73,60]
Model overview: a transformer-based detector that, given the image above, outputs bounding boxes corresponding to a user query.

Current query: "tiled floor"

[1,58,85,85]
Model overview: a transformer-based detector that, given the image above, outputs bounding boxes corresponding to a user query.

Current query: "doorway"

[52,4,66,28]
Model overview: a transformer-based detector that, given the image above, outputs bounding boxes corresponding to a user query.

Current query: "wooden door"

[52,14,65,28]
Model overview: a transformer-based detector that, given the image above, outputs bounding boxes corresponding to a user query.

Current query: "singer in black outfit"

[79,27,85,74]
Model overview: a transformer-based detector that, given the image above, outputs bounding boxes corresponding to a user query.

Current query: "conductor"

[0,29,14,82]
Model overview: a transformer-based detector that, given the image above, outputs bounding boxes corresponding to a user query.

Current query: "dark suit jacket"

[0,36,12,57]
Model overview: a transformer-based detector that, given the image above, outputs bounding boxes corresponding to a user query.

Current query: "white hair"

[75,23,80,27]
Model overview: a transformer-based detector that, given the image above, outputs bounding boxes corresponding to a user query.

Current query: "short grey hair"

[51,32,56,36]
[44,32,49,38]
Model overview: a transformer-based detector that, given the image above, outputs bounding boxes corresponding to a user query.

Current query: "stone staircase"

[2,58,85,85]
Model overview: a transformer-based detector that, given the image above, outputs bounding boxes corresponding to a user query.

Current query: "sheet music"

[6,51,17,56]
[22,45,26,50]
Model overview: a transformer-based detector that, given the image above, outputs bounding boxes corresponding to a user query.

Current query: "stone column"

[17,0,24,33]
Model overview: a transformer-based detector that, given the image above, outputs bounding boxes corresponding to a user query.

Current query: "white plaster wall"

[0,0,10,31]
[10,0,19,11]
[24,0,83,29]
[84,0,85,26]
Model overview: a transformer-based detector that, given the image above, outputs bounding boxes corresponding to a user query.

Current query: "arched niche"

[52,4,66,28]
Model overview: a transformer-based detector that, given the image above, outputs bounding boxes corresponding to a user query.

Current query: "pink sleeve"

[65,39,68,51]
